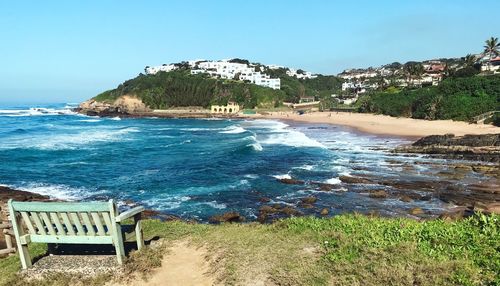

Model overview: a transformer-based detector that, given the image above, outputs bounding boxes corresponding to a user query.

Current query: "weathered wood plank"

[40,212,57,236]
[19,212,37,235]
[8,200,32,269]
[90,212,105,236]
[70,213,85,236]
[0,248,16,255]
[60,212,76,236]
[80,212,96,236]
[50,213,66,235]
[109,200,125,265]
[115,206,145,222]
[29,234,113,244]
[30,212,47,235]
[101,212,112,235]
[11,201,109,212]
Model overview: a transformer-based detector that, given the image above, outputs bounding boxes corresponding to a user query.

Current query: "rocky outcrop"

[78,95,150,117]
[209,212,245,223]
[394,133,500,162]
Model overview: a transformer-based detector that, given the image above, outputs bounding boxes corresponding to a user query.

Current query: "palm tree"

[483,37,500,60]
[463,54,477,67]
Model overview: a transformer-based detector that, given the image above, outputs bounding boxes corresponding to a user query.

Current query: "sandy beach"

[242,111,500,138]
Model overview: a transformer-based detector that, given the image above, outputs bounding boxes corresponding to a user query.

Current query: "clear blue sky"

[1,0,499,104]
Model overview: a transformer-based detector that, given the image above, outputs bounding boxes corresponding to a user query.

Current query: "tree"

[463,54,477,67]
[483,37,500,60]
[403,62,424,84]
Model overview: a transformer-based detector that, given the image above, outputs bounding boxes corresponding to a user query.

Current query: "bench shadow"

[32,236,161,264]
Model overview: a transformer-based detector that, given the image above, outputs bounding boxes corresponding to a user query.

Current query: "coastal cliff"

[78,95,150,116]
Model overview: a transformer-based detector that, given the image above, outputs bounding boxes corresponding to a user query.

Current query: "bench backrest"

[9,200,117,239]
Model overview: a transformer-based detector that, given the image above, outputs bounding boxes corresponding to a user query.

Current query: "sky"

[0,0,499,104]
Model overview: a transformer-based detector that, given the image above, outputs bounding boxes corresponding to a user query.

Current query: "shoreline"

[239,111,500,138]
[78,109,500,138]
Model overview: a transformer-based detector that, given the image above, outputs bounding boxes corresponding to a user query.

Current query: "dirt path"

[123,240,216,286]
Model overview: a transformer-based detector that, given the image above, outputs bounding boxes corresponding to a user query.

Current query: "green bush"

[360,75,500,121]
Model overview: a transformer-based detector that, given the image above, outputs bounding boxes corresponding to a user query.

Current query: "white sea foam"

[295,164,315,171]
[220,125,246,134]
[148,196,191,210]
[198,201,227,210]
[325,177,342,185]
[0,127,140,150]
[79,119,102,123]
[244,174,259,179]
[249,142,263,151]
[259,131,326,148]
[110,117,122,121]
[0,107,76,117]
[11,183,95,201]
[273,174,292,180]
[244,119,325,148]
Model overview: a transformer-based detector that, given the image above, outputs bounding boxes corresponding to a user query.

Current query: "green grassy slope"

[91,69,342,110]
[2,214,498,285]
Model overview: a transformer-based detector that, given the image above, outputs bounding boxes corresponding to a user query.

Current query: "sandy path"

[117,241,216,286]
[243,111,500,138]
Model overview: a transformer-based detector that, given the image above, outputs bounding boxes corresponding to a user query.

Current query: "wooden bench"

[8,199,145,269]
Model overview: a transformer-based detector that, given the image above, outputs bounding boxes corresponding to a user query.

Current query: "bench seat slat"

[70,213,86,236]
[26,234,113,244]
[81,213,96,236]
[20,212,37,235]
[40,212,57,235]
[60,213,76,236]
[50,213,66,235]
[30,212,47,235]
[101,212,113,235]
[91,212,106,236]
[11,201,109,212]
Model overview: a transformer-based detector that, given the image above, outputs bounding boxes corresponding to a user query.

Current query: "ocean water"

[0,103,483,221]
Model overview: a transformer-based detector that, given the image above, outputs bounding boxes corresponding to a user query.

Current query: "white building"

[286,68,317,79]
[146,59,288,89]
[145,64,178,75]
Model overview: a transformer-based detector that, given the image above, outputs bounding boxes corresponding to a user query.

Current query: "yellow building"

[211,102,240,114]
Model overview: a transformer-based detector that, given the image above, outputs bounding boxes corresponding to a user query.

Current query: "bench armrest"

[115,206,145,223]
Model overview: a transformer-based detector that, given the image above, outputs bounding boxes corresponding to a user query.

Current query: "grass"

[0,213,498,285]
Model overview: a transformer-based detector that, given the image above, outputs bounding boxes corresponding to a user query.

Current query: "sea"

[0,103,485,221]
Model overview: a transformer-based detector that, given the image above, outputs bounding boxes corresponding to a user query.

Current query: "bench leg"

[8,203,32,269]
[113,225,126,265]
[134,214,144,251]
[18,242,32,270]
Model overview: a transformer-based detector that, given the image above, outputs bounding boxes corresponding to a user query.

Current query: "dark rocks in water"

[0,186,51,202]
[259,197,271,203]
[310,182,339,192]
[339,176,372,184]
[300,197,317,204]
[369,190,388,199]
[209,212,245,223]
[380,180,443,192]
[413,134,499,147]
[320,208,329,216]
[399,195,413,203]
[258,204,303,223]
[278,178,305,185]
[299,197,316,209]
[394,133,500,162]
[409,207,424,215]
[438,181,499,207]
[281,206,303,216]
